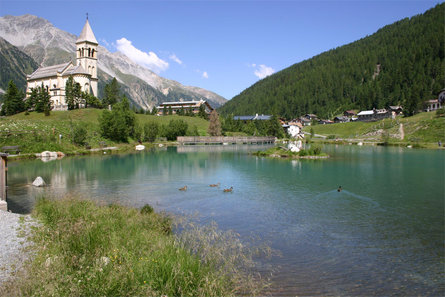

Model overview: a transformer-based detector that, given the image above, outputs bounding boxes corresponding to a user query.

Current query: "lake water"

[7,144,445,296]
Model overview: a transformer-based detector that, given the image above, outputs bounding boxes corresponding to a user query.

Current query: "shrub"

[164,119,188,141]
[72,124,87,146]
[141,204,154,214]
[144,121,159,142]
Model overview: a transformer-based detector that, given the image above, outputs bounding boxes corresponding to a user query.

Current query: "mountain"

[0,37,38,94]
[0,14,227,109]
[219,4,445,119]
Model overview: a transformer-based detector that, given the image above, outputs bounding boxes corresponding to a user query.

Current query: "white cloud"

[202,71,209,79]
[253,64,275,79]
[116,37,169,73]
[169,54,183,65]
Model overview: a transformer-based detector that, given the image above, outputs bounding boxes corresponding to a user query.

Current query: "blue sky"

[0,0,441,99]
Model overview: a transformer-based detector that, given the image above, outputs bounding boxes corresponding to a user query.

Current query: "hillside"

[0,37,38,94]
[219,4,445,119]
[0,15,227,109]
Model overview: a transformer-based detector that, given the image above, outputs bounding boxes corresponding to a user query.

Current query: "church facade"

[26,19,98,110]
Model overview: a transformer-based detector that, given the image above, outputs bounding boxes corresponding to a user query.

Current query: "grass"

[303,112,445,147]
[1,197,267,296]
[254,145,328,159]
[0,109,210,154]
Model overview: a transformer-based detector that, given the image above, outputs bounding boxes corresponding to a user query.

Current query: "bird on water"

[179,186,187,191]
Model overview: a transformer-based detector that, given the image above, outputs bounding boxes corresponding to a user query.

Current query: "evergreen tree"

[168,106,173,115]
[25,87,38,111]
[103,77,120,107]
[267,115,284,138]
[198,104,207,119]
[35,83,51,114]
[144,121,159,142]
[151,106,158,115]
[65,76,82,110]
[207,110,222,136]
[2,80,25,116]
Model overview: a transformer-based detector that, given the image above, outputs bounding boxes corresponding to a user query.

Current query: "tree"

[83,92,102,108]
[164,119,188,141]
[207,110,222,136]
[103,77,120,107]
[267,115,284,138]
[151,106,158,115]
[198,104,207,119]
[98,96,137,142]
[144,121,159,142]
[65,76,82,110]
[2,80,25,116]
[34,83,51,115]
[168,106,173,115]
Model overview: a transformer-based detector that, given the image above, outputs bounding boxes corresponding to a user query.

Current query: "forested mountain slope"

[219,4,444,119]
[0,37,38,94]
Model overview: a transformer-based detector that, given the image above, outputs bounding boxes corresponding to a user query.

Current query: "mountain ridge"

[219,4,444,118]
[0,14,227,109]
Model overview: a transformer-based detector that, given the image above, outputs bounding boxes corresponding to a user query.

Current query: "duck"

[337,186,342,192]
[179,186,187,191]
[209,182,220,187]
[223,186,233,193]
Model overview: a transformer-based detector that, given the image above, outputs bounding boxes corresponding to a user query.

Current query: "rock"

[135,145,145,151]
[41,151,58,158]
[32,176,46,187]
[357,142,363,146]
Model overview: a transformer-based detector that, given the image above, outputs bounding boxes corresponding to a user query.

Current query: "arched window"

[81,48,84,57]
[84,83,90,93]
[92,66,95,76]
[88,65,92,75]
[78,49,81,58]
[88,48,91,57]
[91,49,95,58]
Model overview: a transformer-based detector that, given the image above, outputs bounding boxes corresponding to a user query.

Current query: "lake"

[7,144,445,296]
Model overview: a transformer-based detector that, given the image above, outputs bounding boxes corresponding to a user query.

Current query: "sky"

[0,0,441,99]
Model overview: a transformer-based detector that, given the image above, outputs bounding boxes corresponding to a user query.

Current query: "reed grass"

[1,196,267,296]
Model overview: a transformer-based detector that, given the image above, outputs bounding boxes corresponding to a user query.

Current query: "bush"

[141,204,154,214]
[72,124,87,146]
[164,119,188,141]
[144,121,159,142]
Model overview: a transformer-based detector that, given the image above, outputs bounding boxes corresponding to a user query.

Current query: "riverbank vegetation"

[254,145,328,159]
[1,197,267,296]
[0,108,210,155]
[304,111,445,148]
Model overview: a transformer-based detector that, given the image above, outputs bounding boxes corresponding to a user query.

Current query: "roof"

[159,100,203,106]
[375,109,387,114]
[233,114,272,121]
[27,62,91,80]
[389,106,403,110]
[76,19,98,44]
[357,110,374,116]
[425,99,439,103]
[27,62,72,80]
[344,110,357,114]
[334,116,349,120]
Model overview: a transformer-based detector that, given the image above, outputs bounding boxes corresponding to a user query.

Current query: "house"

[389,106,403,115]
[299,117,311,126]
[233,114,272,121]
[343,110,357,117]
[357,108,390,121]
[283,121,303,138]
[304,114,318,120]
[157,99,213,115]
[26,18,98,110]
[439,89,445,105]
[334,116,350,123]
[319,119,334,125]
[424,100,442,112]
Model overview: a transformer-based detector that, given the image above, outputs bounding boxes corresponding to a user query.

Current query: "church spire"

[76,17,98,45]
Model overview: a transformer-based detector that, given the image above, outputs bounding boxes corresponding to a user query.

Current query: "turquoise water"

[7,144,445,296]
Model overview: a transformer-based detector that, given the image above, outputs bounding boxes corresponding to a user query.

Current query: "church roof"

[27,62,72,80]
[27,62,91,80]
[76,19,98,44]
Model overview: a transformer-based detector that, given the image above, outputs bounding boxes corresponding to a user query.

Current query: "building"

[357,108,390,121]
[333,116,350,123]
[26,18,98,111]
[343,110,357,117]
[157,99,213,115]
[233,114,272,121]
[424,100,442,112]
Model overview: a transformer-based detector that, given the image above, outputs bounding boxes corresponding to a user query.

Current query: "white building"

[26,18,98,110]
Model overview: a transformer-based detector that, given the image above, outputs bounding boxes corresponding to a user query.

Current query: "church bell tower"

[76,15,98,97]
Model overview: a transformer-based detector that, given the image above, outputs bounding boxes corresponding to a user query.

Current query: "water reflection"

[6,144,445,296]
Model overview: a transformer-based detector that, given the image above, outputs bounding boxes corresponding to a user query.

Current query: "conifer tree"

[207,110,222,136]
[2,80,25,116]
[103,77,120,107]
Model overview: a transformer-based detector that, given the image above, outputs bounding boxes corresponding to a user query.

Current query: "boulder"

[135,145,145,151]
[32,176,46,187]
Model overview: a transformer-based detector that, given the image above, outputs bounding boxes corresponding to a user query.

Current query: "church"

[26,18,98,110]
